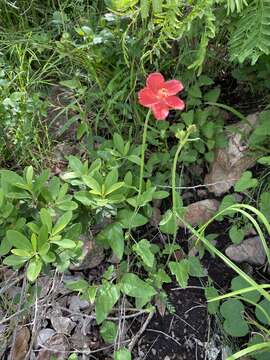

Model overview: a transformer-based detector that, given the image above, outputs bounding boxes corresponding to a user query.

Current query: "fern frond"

[229,0,270,64]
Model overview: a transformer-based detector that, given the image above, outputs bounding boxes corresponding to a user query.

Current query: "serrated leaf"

[234,171,258,192]
[121,273,156,299]
[100,321,117,343]
[169,260,189,288]
[205,286,219,314]
[229,225,245,244]
[96,283,120,324]
[188,257,207,277]
[133,239,155,267]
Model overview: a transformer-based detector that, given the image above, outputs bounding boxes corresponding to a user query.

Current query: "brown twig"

[128,311,154,352]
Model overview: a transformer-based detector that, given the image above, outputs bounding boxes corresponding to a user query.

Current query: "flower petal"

[138,87,158,107]
[146,73,165,93]
[164,80,184,95]
[165,96,185,110]
[151,102,169,120]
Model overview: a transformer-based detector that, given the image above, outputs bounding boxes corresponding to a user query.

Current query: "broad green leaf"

[259,192,270,222]
[120,273,156,299]
[127,154,141,165]
[51,238,76,249]
[204,87,221,102]
[100,321,117,343]
[133,239,155,267]
[258,156,270,166]
[159,210,177,235]
[231,276,261,303]
[234,171,258,192]
[7,230,32,251]
[113,348,131,360]
[96,283,120,324]
[169,260,189,288]
[105,182,124,196]
[87,286,97,304]
[220,299,249,337]
[82,175,102,194]
[26,166,34,186]
[52,211,72,236]
[188,257,207,277]
[229,225,245,244]
[113,133,125,154]
[74,191,92,206]
[3,255,28,266]
[104,168,118,192]
[65,278,89,292]
[11,249,32,257]
[57,200,78,211]
[0,236,12,256]
[104,223,124,260]
[205,286,219,315]
[40,208,52,232]
[255,299,270,325]
[27,257,42,282]
[38,225,49,250]
[117,209,148,229]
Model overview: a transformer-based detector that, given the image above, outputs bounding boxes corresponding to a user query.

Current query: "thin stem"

[172,142,185,218]
[138,110,151,197]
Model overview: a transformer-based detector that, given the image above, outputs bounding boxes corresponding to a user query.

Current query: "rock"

[36,334,69,360]
[225,236,266,265]
[35,328,56,348]
[51,316,76,335]
[69,239,104,270]
[179,199,220,227]
[11,327,30,360]
[150,207,161,228]
[204,113,258,196]
[68,295,90,312]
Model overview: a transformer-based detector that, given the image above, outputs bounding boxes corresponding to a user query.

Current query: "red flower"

[138,72,185,120]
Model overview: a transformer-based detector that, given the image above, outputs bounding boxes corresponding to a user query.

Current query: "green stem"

[172,141,185,219]
[138,110,151,197]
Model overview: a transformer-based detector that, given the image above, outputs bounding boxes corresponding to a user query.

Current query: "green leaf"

[26,166,34,186]
[96,283,120,324]
[234,171,258,192]
[188,257,207,277]
[65,278,89,292]
[57,200,78,211]
[82,175,102,195]
[51,238,76,249]
[104,168,118,191]
[159,210,177,235]
[204,87,220,102]
[87,286,97,304]
[121,273,156,299]
[205,286,219,315]
[100,321,117,343]
[74,191,92,206]
[105,182,124,196]
[188,84,202,98]
[6,230,32,251]
[127,154,141,165]
[117,209,148,229]
[40,208,52,233]
[3,255,28,266]
[255,299,270,325]
[114,348,131,360]
[258,156,270,166]
[113,133,125,154]
[97,223,124,260]
[220,299,249,337]
[52,211,72,236]
[169,260,189,288]
[259,192,270,222]
[229,225,245,244]
[27,257,42,282]
[152,191,169,200]
[133,239,155,267]
[231,276,261,303]
[11,249,32,257]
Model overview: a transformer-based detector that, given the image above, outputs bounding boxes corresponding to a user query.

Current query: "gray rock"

[225,236,266,265]
[35,328,55,348]
[179,199,220,227]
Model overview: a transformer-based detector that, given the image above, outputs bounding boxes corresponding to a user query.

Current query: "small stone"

[225,236,266,265]
[35,328,55,348]
[68,295,90,312]
[179,199,220,227]
[51,316,76,335]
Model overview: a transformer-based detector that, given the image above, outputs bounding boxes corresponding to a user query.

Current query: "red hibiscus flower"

[138,72,185,120]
